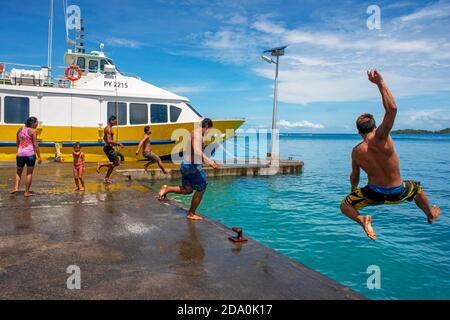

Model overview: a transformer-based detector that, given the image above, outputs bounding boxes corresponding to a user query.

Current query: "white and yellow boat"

[0,5,244,162]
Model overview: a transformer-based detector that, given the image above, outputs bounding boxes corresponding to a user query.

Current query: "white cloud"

[251,19,286,35]
[405,108,449,122]
[203,31,238,49]
[396,108,450,130]
[164,85,207,94]
[277,119,324,129]
[386,2,415,9]
[106,37,143,48]
[229,14,247,25]
[283,30,436,54]
[184,4,450,104]
[400,1,450,22]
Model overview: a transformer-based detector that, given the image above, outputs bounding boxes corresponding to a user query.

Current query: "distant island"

[392,128,450,134]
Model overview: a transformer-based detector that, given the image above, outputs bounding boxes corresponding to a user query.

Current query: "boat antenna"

[47,0,54,84]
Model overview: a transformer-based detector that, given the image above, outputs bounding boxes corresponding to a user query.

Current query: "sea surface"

[144,134,450,299]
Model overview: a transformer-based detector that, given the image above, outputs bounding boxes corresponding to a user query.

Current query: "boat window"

[76,57,86,71]
[4,96,29,124]
[107,102,127,125]
[186,103,202,117]
[150,104,168,124]
[100,59,108,72]
[170,105,182,123]
[89,60,99,73]
[130,103,148,125]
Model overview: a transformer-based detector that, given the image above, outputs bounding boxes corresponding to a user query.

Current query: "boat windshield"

[186,103,202,118]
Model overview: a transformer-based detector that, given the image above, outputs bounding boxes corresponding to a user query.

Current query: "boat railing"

[0,61,140,87]
[0,61,69,87]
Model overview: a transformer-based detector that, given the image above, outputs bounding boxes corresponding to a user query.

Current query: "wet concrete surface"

[0,162,365,299]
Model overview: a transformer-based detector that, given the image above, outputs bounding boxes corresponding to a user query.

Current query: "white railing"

[0,61,140,87]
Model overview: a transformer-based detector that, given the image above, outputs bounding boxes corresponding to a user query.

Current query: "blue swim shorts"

[180,161,207,192]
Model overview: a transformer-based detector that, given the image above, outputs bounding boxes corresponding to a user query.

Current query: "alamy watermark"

[367,5,381,30]
[66,265,81,290]
[366,265,381,290]
[169,127,281,169]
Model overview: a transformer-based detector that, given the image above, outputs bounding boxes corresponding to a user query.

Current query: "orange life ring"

[65,65,82,81]
[0,64,4,74]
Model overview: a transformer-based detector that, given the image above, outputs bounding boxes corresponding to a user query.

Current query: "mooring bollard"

[228,227,248,243]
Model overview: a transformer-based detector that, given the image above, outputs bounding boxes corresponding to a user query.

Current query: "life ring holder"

[65,65,82,82]
[0,63,4,74]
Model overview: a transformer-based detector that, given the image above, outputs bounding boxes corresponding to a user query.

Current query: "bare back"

[184,127,203,164]
[353,133,402,187]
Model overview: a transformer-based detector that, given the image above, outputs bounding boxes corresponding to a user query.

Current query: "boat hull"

[0,119,244,162]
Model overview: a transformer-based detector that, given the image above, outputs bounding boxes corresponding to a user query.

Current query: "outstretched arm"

[368,69,397,139]
[136,136,147,155]
[350,150,360,192]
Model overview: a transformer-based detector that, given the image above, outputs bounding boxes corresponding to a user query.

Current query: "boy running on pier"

[340,70,441,240]
[96,115,123,184]
[158,118,218,220]
[135,126,170,174]
[72,142,85,191]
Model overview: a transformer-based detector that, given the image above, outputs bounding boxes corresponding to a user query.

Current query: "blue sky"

[1,0,450,132]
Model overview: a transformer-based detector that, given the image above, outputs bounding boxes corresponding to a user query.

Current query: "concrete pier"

[119,159,304,180]
[0,162,363,299]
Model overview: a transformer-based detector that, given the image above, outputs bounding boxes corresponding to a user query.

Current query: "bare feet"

[10,189,19,194]
[187,212,203,220]
[79,187,85,192]
[162,169,171,174]
[96,163,100,174]
[361,215,377,240]
[158,185,168,201]
[74,188,80,191]
[24,191,34,198]
[428,205,441,224]
[103,178,112,185]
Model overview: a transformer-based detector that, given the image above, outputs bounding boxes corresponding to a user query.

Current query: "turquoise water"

[146,134,450,300]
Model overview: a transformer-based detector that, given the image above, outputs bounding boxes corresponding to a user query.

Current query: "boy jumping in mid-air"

[72,142,85,191]
[340,70,441,240]
[135,126,170,174]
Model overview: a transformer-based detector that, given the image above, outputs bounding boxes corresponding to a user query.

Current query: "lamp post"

[261,45,287,163]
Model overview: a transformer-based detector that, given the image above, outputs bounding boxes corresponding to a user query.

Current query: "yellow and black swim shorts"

[341,180,423,211]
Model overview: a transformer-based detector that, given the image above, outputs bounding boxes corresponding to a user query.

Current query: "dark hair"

[356,113,376,134]
[108,115,117,123]
[144,126,151,133]
[25,116,38,128]
[73,142,81,148]
[201,118,213,128]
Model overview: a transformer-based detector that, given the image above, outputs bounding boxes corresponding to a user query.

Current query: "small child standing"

[72,142,85,191]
